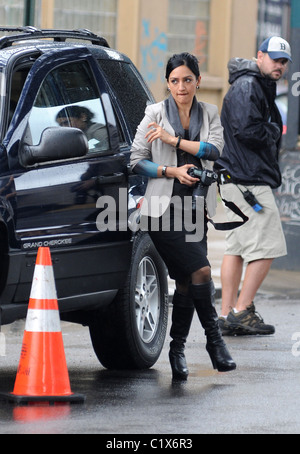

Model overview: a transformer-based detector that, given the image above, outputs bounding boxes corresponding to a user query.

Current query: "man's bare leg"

[220,255,244,316]
[235,258,273,312]
[223,258,275,335]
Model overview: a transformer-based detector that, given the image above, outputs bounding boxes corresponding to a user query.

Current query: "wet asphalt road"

[0,292,299,435]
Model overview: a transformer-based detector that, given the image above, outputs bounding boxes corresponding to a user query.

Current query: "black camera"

[187,167,218,210]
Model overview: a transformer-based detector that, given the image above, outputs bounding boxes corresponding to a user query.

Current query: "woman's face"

[167,64,201,108]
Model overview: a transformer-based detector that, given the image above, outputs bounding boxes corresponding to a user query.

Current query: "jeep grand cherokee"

[0,27,168,370]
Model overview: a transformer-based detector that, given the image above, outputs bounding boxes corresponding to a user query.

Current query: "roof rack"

[0,27,110,49]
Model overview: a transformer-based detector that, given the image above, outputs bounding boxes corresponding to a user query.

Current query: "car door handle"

[97,172,125,184]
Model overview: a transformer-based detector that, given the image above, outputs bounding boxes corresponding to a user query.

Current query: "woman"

[130,53,236,380]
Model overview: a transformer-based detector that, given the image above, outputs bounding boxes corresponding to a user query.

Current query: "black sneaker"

[218,316,239,336]
[226,302,275,336]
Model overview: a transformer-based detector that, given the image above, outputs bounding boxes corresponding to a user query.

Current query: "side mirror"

[20,127,88,167]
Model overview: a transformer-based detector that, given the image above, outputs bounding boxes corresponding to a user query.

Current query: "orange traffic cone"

[1,247,84,405]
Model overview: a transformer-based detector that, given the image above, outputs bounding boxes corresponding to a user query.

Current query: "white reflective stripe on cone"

[30,265,58,300]
[25,309,61,333]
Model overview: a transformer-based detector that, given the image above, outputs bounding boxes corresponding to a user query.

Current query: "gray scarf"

[164,95,203,141]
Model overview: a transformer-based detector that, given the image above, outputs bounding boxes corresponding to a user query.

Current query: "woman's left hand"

[145,122,174,145]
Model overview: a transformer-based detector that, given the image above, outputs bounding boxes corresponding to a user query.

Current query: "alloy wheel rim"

[135,256,160,343]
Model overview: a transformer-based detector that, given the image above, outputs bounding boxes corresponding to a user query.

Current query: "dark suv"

[0,27,168,369]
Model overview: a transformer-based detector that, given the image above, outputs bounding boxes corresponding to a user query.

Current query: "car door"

[4,48,132,304]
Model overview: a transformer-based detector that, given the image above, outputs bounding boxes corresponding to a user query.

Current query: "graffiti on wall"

[193,20,208,69]
[140,19,167,86]
[276,160,300,225]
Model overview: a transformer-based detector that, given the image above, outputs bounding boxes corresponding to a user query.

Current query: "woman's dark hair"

[165,52,200,80]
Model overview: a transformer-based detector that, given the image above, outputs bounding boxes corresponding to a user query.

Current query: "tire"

[89,232,169,369]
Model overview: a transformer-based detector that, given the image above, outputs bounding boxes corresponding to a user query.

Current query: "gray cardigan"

[130,100,224,218]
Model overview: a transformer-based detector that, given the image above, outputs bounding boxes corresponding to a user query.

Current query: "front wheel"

[89,233,169,369]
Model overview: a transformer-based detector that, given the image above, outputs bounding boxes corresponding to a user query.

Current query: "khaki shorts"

[220,184,287,263]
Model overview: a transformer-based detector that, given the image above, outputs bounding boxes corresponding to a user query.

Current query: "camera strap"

[206,185,249,231]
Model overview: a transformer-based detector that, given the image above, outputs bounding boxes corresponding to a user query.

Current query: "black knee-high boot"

[189,281,236,372]
[169,291,195,380]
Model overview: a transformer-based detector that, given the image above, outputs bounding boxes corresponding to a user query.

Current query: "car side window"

[25,61,110,154]
[98,60,153,139]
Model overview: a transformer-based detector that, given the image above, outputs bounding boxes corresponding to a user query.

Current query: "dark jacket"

[216,58,283,188]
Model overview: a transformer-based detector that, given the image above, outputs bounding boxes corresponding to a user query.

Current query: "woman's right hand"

[168,164,199,186]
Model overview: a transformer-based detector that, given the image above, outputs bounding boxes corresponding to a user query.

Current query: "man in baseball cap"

[259,36,292,62]
[216,35,291,336]
[256,36,292,81]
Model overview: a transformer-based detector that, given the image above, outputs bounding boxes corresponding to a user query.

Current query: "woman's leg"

[189,266,236,372]
[191,265,211,284]
[169,285,195,380]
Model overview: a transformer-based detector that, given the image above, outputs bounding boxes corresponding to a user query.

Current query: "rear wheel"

[89,233,169,369]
